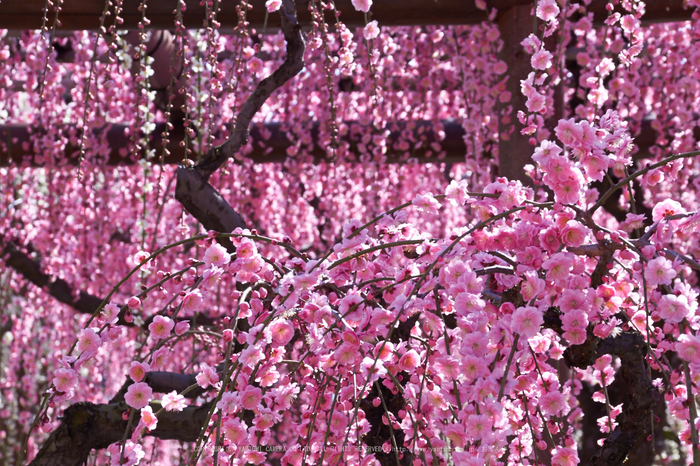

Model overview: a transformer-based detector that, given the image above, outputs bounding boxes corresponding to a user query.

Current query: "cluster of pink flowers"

[5,0,700,465]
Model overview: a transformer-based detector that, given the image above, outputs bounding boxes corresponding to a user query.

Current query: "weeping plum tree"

[3,0,700,465]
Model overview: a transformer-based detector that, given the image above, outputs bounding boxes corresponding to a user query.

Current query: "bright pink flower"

[561,220,587,247]
[398,349,420,371]
[162,391,187,412]
[266,319,294,346]
[129,361,150,382]
[511,306,543,338]
[140,405,158,430]
[127,296,141,310]
[240,385,263,410]
[148,315,174,340]
[536,0,560,21]
[196,363,220,388]
[203,243,230,268]
[351,0,372,12]
[53,368,78,393]
[465,414,493,441]
[182,290,203,313]
[125,382,153,410]
[174,320,190,336]
[644,256,676,287]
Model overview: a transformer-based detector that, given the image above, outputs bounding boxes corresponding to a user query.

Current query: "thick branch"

[2,241,216,327]
[197,0,305,179]
[109,371,205,404]
[174,0,305,249]
[29,401,209,466]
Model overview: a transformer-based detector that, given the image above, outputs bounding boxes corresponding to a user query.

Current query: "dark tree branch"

[175,0,305,251]
[1,240,216,327]
[29,401,210,466]
[543,306,660,466]
[109,371,205,404]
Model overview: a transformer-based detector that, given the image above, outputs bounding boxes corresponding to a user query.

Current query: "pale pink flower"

[652,199,684,222]
[521,270,545,301]
[465,414,493,441]
[555,118,581,146]
[150,347,170,370]
[360,356,387,382]
[140,405,158,430]
[644,256,676,287]
[540,390,568,416]
[196,363,220,388]
[240,385,263,410]
[511,306,543,338]
[444,424,469,449]
[102,303,120,324]
[351,0,372,12]
[552,447,580,466]
[129,361,150,382]
[77,328,101,354]
[223,417,248,443]
[107,440,145,466]
[412,192,441,213]
[125,382,153,410]
[162,391,187,412]
[334,341,360,365]
[217,391,237,415]
[543,253,573,282]
[182,290,203,313]
[676,334,700,363]
[148,315,174,340]
[536,0,560,21]
[657,294,690,324]
[531,49,553,70]
[445,179,469,206]
[266,319,294,346]
[265,0,282,12]
[203,243,230,268]
[174,320,190,336]
[363,20,380,40]
[53,368,78,393]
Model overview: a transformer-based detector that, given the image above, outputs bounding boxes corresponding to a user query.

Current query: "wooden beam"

[0,119,667,167]
[0,121,470,166]
[0,0,691,31]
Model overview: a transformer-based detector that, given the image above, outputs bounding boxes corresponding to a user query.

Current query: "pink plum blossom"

[140,405,158,430]
[351,0,372,12]
[203,243,230,268]
[511,306,543,338]
[129,361,150,382]
[162,391,187,412]
[125,382,153,410]
[148,315,174,340]
[53,368,78,393]
[644,256,676,287]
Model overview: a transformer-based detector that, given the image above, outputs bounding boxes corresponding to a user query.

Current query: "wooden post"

[498,4,535,184]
